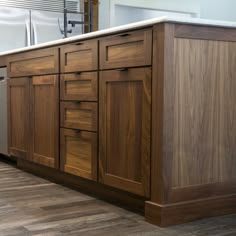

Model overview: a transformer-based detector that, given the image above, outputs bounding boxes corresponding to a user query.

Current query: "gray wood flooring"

[0,161,235,236]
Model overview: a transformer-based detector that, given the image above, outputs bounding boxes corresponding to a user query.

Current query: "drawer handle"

[75,129,81,134]
[75,72,82,75]
[118,33,130,37]
[115,68,128,71]
[75,101,81,104]
[73,42,83,46]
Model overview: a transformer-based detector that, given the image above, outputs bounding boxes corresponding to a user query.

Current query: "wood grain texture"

[60,40,98,73]
[30,75,59,169]
[175,24,236,42]
[7,47,59,77]
[145,195,236,227]
[0,56,6,67]
[172,38,236,188]
[60,128,97,180]
[60,72,98,101]
[100,28,152,69]
[99,67,151,197]
[60,102,97,132]
[7,78,30,160]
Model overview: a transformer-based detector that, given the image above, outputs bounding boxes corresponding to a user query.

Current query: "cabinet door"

[99,68,151,197]
[7,78,30,159]
[30,75,59,168]
[60,128,97,180]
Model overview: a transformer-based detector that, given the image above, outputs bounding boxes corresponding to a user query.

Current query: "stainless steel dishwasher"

[0,67,8,156]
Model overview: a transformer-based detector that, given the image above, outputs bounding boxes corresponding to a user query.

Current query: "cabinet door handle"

[115,68,128,71]
[118,33,130,37]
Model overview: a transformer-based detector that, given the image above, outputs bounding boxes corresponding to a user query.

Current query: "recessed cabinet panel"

[99,67,151,197]
[100,29,152,69]
[7,78,30,159]
[61,102,97,131]
[61,40,98,73]
[60,128,97,180]
[8,48,59,77]
[31,75,59,168]
[60,72,98,101]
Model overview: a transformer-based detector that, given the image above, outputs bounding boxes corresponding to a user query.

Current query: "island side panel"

[146,23,236,226]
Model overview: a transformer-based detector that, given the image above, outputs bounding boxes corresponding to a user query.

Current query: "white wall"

[98,0,236,30]
[200,0,236,22]
[99,0,200,29]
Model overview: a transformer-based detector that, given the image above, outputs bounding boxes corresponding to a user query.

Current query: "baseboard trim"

[145,194,236,227]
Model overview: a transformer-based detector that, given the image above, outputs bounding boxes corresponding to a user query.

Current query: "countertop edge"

[1,16,236,57]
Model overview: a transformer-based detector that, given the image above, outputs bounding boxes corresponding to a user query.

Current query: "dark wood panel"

[145,195,236,226]
[100,28,152,69]
[30,75,59,168]
[0,56,7,67]
[60,102,97,132]
[60,128,97,180]
[60,72,98,101]
[7,78,30,160]
[99,67,151,197]
[175,24,236,42]
[60,40,98,73]
[7,47,59,77]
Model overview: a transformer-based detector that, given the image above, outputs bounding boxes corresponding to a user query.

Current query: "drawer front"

[61,40,98,73]
[61,102,97,132]
[60,72,98,101]
[60,128,97,180]
[100,28,152,70]
[8,48,59,77]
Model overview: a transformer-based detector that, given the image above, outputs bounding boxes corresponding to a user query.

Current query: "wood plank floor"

[0,161,235,236]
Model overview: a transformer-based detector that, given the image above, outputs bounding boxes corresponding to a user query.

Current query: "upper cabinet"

[100,28,152,70]
[7,48,59,77]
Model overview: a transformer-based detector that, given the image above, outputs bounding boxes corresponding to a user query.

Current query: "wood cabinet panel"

[99,67,151,197]
[100,29,152,69]
[60,72,98,101]
[7,78,30,159]
[8,48,59,77]
[30,75,59,168]
[60,128,97,180]
[60,102,97,131]
[60,40,98,73]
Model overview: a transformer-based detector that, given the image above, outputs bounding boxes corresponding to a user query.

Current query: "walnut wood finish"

[7,48,59,77]
[0,56,6,67]
[99,67,151,197]
[60,40,98,73]
[60,128,97,180]
[30,75,59,168]
[60,72,98,101]
[100,28,152,69]
[7,78,30,159]
[60,101,97,132]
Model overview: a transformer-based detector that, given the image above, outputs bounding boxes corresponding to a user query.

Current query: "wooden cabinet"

[60,128,97,180]
[7,75,59,168]
[60,102,97,131]
[8,48,59,77]
[99,67,151,197]
[60,40,98,73]
[60,72,98,101]
[30,75,59,168]
[7,78,30,159]
[100,28,152,70]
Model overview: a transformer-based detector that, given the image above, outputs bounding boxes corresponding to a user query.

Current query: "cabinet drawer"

[8,48,59,77]
[61,102,97,132]
[60,128,97,180]
[100,28,152,70]
[60,72,98,101]
[61,40,98,73]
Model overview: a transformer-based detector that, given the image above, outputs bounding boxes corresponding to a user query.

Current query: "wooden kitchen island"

[1,17,236,226]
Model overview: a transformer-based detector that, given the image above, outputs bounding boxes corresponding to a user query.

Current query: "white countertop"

[1,16,236,57]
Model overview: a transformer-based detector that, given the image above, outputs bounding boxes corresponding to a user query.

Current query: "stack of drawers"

[60,40,98,180]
